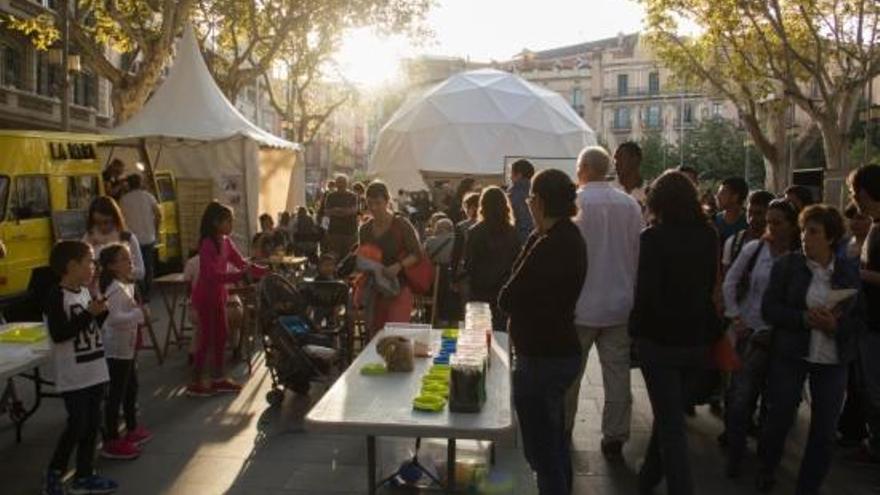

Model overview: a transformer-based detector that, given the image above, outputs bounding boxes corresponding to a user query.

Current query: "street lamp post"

[60,0,70,131]
[49,0,79,131]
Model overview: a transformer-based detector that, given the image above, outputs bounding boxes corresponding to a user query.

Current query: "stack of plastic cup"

[462,302,493,365]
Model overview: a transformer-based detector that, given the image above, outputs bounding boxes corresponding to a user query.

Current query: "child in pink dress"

[186,201,266,397]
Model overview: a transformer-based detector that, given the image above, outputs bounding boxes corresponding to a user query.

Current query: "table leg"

[142,317,164,365]
[162,289,181,357]
[177,290,190,350]
[367,435,377,495]
[447,438,456,493]
[13,367,45,443]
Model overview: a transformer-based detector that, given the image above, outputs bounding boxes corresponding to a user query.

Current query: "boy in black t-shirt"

[43,241,117,495]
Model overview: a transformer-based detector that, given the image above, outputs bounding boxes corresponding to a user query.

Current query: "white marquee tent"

[107,25,304,246]
[369,69,595,192]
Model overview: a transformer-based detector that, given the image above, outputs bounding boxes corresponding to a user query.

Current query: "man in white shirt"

[566,146,644,460]
[119,173,162,298]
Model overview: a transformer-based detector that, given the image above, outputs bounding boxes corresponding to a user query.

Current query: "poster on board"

[221,175,243,207]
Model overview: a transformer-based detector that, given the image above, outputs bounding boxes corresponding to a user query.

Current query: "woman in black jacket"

[757,205,864,493]
[464,186,521,332]
[629,170,721,495]
[498,169,587,495]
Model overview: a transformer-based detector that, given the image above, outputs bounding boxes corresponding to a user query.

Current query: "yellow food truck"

[0,131,180,303]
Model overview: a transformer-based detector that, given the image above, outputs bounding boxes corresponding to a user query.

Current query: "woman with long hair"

[464,186,521,332]
[630,170,722,495]
[498,169,587,494]
[357,181,423,334]
[722,199,800,477]
[83,196,145,283]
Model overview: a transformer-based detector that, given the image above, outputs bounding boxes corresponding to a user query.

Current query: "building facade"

[502,33,738,151]
[0,0,111,131]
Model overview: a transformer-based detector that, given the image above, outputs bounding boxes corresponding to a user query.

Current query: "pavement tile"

[1,297,878,494]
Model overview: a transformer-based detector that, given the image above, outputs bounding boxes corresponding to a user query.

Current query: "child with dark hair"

[43,241,117,495]
[316,252,339,282]
[187,202,266,396]
[97,243,151,461]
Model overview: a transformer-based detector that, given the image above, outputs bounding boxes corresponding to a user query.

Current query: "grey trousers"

[564,324,633,443]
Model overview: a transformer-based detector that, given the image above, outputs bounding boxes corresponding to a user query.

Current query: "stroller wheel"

[266,388,285,406]
[291,380,311,396]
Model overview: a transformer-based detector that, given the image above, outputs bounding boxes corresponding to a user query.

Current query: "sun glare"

[336,28,410,88]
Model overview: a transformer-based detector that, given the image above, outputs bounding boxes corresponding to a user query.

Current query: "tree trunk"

[760,105,791,193]
[763,154,788,193]
[111,48,175,125]
[821,127,848,173]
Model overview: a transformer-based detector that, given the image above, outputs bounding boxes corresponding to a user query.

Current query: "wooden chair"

[229,284,258,374]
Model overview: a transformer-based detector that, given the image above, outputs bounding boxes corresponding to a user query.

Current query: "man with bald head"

[565,146,644,460]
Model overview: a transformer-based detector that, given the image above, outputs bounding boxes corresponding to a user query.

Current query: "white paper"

[826,289,858,308]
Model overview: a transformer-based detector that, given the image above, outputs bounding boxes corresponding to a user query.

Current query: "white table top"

[0,322,50,382]
[305,329,515,441]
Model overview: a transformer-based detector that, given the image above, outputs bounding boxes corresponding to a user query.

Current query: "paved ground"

[1,298,879,494]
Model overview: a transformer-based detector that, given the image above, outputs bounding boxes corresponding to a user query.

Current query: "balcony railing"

[0,85,103,130]
[603,87,704,99]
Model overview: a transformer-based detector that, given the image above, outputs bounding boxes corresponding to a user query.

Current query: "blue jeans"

[513,354,581,495]
[725,332,772,462]
[759,357,847,494]
[637,341,708,495]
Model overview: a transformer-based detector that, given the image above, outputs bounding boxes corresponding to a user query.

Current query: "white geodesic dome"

[369,68,595,192]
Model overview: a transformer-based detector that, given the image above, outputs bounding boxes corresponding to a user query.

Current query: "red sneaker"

[100,438,141,460]
[185,383,215,397]
[124,426,153,446]
[211,379,243,393]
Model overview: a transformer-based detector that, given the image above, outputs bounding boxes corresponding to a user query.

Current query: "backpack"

[735,241,765,304]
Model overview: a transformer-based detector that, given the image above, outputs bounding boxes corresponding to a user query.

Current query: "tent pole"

[241,138,253,249]
[136,138,159,193]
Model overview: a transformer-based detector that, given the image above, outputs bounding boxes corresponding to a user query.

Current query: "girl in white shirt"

[98,243,152,460]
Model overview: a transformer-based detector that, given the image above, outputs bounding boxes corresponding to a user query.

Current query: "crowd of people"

[495,149,880,495]
[37,146,880,495]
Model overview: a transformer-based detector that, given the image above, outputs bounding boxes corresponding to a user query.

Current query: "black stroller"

[256,273,339,405]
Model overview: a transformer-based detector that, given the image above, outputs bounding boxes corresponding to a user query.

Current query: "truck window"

[0,176,8,220]
[67,175,99,210]
[156,175,176,202]
[10,175,50,220]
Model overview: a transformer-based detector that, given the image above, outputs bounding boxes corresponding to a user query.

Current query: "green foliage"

[640,118,766,188]
[641,0,880,181]
[257,1,432,144]
[196,0,431,100]
[849,120,880,168]
[639,131,677,181]
[680,118,748,181]
[4,14,58,50]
